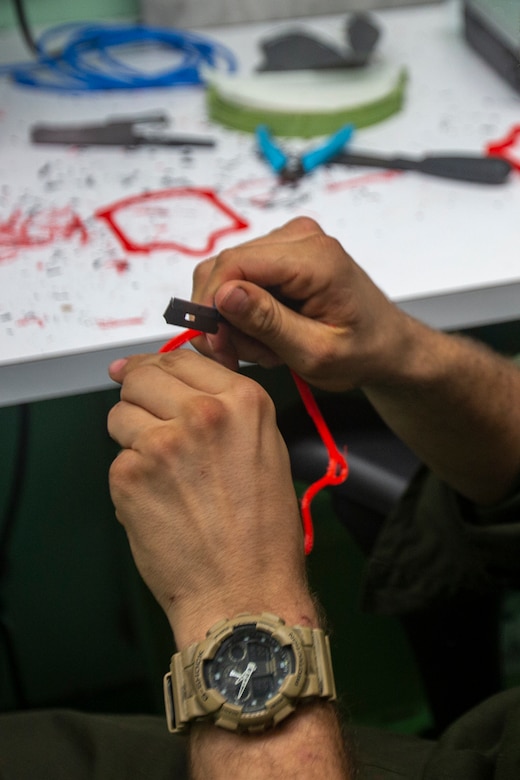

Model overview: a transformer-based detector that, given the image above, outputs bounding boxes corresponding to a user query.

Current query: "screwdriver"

[332,150,512,184]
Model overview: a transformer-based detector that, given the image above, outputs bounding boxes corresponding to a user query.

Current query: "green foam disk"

[206,67,408,138]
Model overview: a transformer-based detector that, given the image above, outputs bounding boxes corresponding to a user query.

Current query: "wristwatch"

[163,612,336,734]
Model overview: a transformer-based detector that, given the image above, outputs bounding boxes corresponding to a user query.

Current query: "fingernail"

[218,285,249,315]
[109,358,128,374]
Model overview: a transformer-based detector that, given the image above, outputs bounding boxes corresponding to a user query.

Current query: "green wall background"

[0,0,138,29]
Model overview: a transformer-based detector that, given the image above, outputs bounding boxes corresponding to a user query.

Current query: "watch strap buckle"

[163,671,180,733]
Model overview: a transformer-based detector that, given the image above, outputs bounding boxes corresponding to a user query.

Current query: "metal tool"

[332,149,512,184]
[31,113,215,148]
[256,124,354,183]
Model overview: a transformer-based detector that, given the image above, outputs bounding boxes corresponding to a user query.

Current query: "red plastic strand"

[159,328,203,352]
[290,371,349,554]
[159,331,349,554]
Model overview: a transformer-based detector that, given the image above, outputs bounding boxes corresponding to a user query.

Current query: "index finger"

[108,348,238,395]
[192,217,326,305]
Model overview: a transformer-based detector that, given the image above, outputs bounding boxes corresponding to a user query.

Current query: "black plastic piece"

[163,298,223,334]
[258,32,348,71]
[347,13,381,59]
[257,13,380,72]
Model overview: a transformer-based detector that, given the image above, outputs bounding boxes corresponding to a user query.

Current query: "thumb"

[214,282,253,321]
[214,280,313,366]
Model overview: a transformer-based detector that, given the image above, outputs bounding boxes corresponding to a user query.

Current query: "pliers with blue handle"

[256,123,354,183]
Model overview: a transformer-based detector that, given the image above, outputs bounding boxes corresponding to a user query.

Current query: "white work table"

[1,0,519,406]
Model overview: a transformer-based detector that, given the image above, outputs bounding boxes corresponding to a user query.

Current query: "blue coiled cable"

[0,22,237,92]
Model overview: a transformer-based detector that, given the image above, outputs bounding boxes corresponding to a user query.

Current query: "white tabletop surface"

[1,0,519,406]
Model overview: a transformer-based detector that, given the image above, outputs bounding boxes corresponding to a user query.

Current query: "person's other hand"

[107,350,317,648]
[192,216,413,392]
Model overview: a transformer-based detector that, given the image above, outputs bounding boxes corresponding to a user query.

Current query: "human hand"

[192,216,414,392]
[107,350,317,649]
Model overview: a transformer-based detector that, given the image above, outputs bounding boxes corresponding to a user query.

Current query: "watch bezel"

[192,614,308,731]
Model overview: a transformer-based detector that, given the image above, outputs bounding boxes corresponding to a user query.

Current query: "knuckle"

[119,364,154,399]
[186,395,227,432]
[192,256,214,290]
[305,230,340,258]
[109,451,140,498]
[250,294,282,336]
[287,215,323,236]
[144,423,183,462]
[106,403,120,435]
[187,378,274,432]
[212,247,240,276]
[234,375,275,418]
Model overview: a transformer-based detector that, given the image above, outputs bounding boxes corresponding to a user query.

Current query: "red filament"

[159,330,348,554]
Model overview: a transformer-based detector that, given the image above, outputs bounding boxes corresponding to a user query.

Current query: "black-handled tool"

[332,151,512,184]
[31,113,215,148]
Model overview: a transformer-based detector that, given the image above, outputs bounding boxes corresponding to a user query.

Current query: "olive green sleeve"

[363,467,520,616]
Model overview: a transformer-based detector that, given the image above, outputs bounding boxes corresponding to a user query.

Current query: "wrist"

[362,310,445,390]
[169,590,322,650]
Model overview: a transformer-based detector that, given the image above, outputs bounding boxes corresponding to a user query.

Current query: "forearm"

[363,316,520,505]
[189,702,351,780]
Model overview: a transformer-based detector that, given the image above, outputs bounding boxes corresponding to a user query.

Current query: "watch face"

[203,624,295,713]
